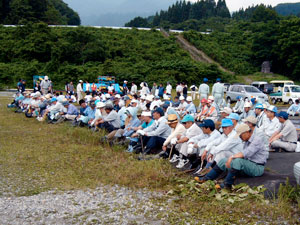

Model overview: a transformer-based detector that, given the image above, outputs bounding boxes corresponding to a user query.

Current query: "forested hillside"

[126,0,230,29]
[183,6,300,80]
[0,23,232,88]
[275,2,300,17]
[0,0,80,25]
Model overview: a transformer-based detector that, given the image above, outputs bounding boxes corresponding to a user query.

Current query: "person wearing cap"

[130,82,137,95]
[76,80,84,103]
[196,98,208,121]
[243,116,269,155]
[40,76,51,95]
[97,103,120,132]
[157,83,164,98]
[84,91,93,103]
[226,113,240,129]
[240,101,255,120]
[150,96,162,111]
[122,80,128,95]
[260,105,281,140]
[161,114,186,154]
[172,96,180,108]
[132,111,154,137]
[91,102,106,127]
[216,107,232,130]
[254,103,267,128]
[212,78,224,107]
[198,123,268,188]
[76,101,96,126]
[199,78,210,101]
[63,100,79,121]
[197,118,243,177]
[43,97,66,121]
[166,82,172,97]
[150,83,158,96]
[136,107,171,155]
[170,115,202,169]
[233,96,244,114]
[162,102,181,122]
[269,111,298,152]
[85,81,91,93]
[182,82,188,99]
[287,99,300,116]
[176,96,187,116]
[183,96,197,116]
[204,98,218,122]
[108,83,115,95]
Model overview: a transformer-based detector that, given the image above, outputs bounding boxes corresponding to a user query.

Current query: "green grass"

[0,96,299,223]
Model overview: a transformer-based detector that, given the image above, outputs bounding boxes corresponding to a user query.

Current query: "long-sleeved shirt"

[49,102,65,113]
[163,123,186,146]
[103,110,121,128]
[287,103,300,115]
[76,83,83,92]
[233,99,244,112]
[123,117,141,137]
[212,82,224,97]
[240,109,255,120]
[182,123,202,140]
[189,129,221,149]
[66,104,79,115]
[185,103,196,114]
[40,80,50,89]
[260,116,281,137]
[243,133,268,165]
[198,83,210,96]
[166,84,172,95]
[84,107,96,120]
[279,119,298,143]
[130,85,137,94]
[144,117,171,139]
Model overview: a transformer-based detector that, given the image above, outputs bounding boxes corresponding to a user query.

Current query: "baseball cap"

[162,102,170,109]
[277,111,288,120]
[199,119,215,129]
[242,116,257,125]
[221,118,234,127]
[220,107,232,115]
[79,80,83,83]
[216,78,221,82]
[50,97,57,102]
[227,113,240,121]
[203,78,208,82]
[131,99,138,104]
[115,94,121,99]
[255,103,264,109]
[201,98,207,103]
[146,95,153,102]
[208,96,215,101]
[96,102,105,108]
[236,96,242,100]
[181,114,194,123]
[62,101,70,106]
[267,105,278,113]
[179,96,185,101]
[153,107,164,116]
[235,123,251,138]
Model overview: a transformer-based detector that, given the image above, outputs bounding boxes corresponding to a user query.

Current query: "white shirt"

[199,83,209,95]
[261,116,281,137]
[76,83,83,92]
[166,84,172,95]
[85,83,90,92]
[131,84,137,94]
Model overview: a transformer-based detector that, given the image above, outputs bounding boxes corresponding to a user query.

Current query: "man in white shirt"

[85,81,90,93]
[199,78,210,100]
[130,82,138,95]
[166,82,172,96]
[76,80,84,103]
[260,105,281,140]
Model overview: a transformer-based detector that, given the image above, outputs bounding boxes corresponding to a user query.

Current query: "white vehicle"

[270,80,294,92]
[270,85,300,105]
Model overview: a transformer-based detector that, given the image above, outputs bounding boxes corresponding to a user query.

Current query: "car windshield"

[290,86,300,92]
[244,86,260,93]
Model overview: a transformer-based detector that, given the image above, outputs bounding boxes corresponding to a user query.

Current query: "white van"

[270,80,294,92]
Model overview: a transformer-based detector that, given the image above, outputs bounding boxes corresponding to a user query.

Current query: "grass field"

[0,96,299,223]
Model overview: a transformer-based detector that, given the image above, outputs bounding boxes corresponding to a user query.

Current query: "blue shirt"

[141,119,154,129]
[84,107,96,120]
[243,133,268,165]
[67,104,79,115]
[80,106,88,115]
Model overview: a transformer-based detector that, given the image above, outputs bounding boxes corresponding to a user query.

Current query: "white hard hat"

[131,99,138,104]
[244,102,252,108]
[141,95,146,100]
[105,93,111,99]
[186,96,192,102]
[179,96,185,101]
[142,111,152,117]
[96,102,105,108]
[115,94,121,99]
[44,76,49,80]
[208,96,215,101]
[146,95,153,102]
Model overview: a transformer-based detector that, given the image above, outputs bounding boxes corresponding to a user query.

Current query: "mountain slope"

[275,2,300,16]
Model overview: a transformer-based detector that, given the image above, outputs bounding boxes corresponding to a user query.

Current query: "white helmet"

[179,96,185,101]
[186,96,192,102]
[96,102,105,108]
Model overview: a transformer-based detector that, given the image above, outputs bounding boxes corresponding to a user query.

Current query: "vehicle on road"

[270,80,294,92]
[251,81,274,94]
[269,85,300,105]
[226,84,268,103]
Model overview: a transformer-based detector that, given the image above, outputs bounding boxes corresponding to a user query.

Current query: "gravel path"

[0,185,175,224]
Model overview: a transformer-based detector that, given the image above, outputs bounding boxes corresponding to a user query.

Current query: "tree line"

[0,0,80,25]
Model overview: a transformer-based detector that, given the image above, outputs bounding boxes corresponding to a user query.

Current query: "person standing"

[131,82,137,95]
[40,76,51,95]
[212,78,224,107]
[68,82,75,95]
[151,82,157,96]
[85,81,91,93]
[199,78,209,100]
[166,82,172,97]
[91,82,97,95]
[190,84,198,100]
[182,82,188,99]
[33,82,41,93]
[158,83,164,98]
[176,82,183,97]
[77,80,84,103]
[123,80,128,95]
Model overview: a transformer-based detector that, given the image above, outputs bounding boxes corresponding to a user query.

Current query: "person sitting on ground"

[269,111,298,152]
[84,91,93,103]
[287,99,300,116]
[240,101,255,120]
[162,102,180,122]
[183,96,197,116]
[176,96,187,116]
[172,96,180,108]
[77,101,96,126]
[226,113,240,129]
[233,96,244,114]
[205,98,218,122]
[155,114,186,159]
[90,102,106,128]
[43,97,66,122]
[259,105,281,141]
[54,100,79,123]
[79,99,88,115]
[254,103,267,128]
[136,107,171,155]
[196,98,208,121]
[197,118,242,177]
[196,123,268,189]
[216,107,232,130]
[97,103,121,133]
[169,114,202,169]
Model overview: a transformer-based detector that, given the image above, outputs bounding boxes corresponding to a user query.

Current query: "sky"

[207,0,300,11]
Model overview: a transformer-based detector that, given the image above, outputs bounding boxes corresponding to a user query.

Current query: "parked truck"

[270,85,300,104]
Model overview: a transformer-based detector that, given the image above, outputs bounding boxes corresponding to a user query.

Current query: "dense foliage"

[126,0,230,29]
[275,3,300,17]
[0,0,80,25]
[0,23,232,88]
[183,7,300,80]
